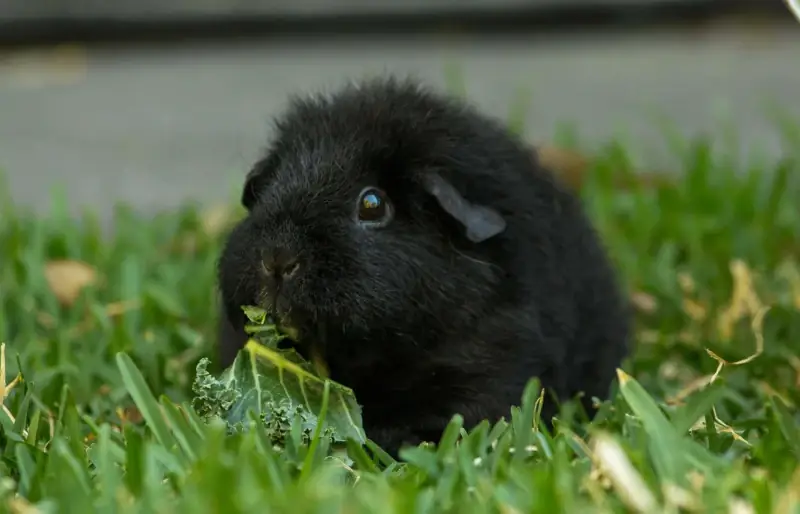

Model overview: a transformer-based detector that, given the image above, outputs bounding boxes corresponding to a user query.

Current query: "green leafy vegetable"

[191,306,366,448]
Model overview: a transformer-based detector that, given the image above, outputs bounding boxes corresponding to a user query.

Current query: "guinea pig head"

[217,81,508,358]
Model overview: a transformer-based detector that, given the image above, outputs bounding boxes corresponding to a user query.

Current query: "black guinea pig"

[216,76,631,456]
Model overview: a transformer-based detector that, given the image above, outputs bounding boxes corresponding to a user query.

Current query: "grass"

[1,119,800,513]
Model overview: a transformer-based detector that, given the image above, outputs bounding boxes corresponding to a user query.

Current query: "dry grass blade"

[709,260,769,382]
[0,343,25,435]
[707,306,769,384]
[716,260,765,342]
[679,261,772,447]
[590,433,659,513]
[665,375,715,406]
[0,343,23,401]
[687,415,751,447]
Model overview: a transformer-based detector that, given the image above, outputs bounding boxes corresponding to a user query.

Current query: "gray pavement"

[1,23,799,218]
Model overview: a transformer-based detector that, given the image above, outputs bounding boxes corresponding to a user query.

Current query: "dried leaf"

[537,145,590,191]
[630,291,658,314]
[116,406,144,425]
[536,144,675,192]
[43,260,97,306]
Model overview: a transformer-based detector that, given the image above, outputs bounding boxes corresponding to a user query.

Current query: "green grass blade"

[116,353,178,455]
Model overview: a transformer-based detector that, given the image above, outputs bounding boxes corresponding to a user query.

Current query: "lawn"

[1,116,799,513]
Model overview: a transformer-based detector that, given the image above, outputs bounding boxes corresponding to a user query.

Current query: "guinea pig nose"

[262,250,301,280]
[279,258,300,279]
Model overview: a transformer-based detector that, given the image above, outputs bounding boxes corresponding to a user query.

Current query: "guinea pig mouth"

[269,315,329,377]
[259,299,328,355]
[274,312,327,350]
[256,293,299,341]
[273,318,299,342]
[267,313,301,349]
[275,323,300,348]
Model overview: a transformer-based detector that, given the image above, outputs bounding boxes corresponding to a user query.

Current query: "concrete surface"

[1,22,799,219]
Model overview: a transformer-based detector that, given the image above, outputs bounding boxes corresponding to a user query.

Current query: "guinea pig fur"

[216,76,631,457]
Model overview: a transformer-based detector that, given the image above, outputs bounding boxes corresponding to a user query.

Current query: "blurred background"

[1,0,798,220]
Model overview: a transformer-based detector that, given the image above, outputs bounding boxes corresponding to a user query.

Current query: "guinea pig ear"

[241,153,279,211]
[420,172,507,243]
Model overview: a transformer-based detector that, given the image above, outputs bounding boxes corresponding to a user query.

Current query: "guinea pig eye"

[356,187,393,227]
